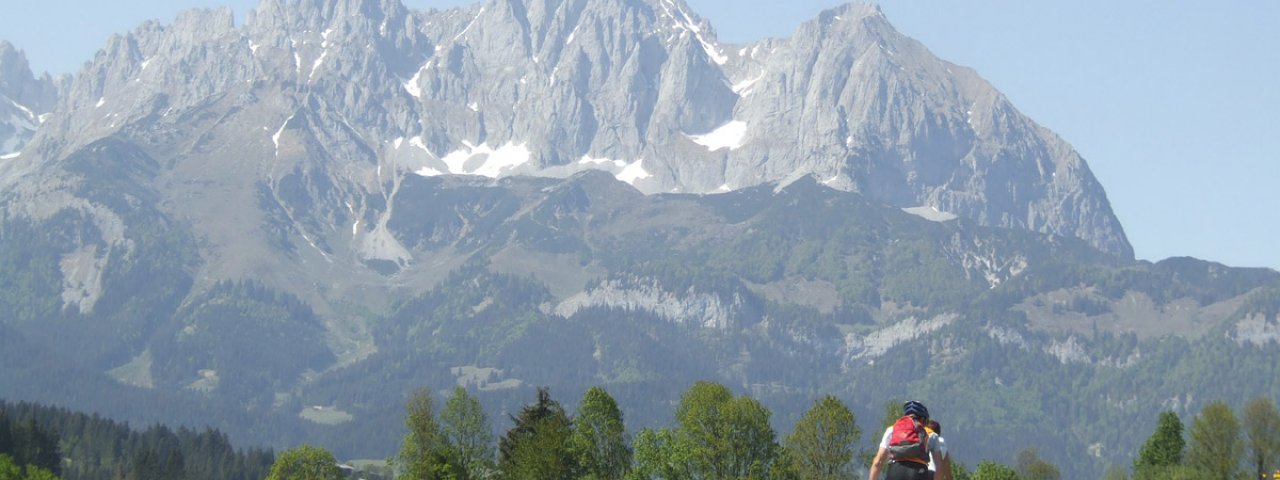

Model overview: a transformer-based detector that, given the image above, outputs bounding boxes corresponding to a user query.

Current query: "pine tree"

[498,387,577,480]
[128,448,161,480]
[10,418,59,476]
[0,411,12,457]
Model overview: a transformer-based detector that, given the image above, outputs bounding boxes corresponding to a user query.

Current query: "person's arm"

[868,447,888,480]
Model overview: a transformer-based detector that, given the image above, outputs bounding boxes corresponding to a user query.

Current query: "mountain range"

[1,0,1276,478]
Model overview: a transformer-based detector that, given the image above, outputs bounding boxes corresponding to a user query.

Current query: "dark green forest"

[0,401,272,480]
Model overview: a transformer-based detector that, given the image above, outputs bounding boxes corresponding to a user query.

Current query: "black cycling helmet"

[903,400,930,420]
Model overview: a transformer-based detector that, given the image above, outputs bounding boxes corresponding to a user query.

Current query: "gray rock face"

[10,0,1131,258]
[0,42,60,156]
[555,276,748,330]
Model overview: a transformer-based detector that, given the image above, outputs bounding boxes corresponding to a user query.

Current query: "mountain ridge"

[0,42,61,157]
[6,0,1130,257]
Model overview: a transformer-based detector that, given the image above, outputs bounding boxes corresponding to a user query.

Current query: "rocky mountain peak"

[0,42,60,156]
[10,0,1132,258]
[0,42,59,111]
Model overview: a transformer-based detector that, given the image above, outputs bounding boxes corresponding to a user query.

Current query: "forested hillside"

[4,173,1280,479]
[0,401,272,480]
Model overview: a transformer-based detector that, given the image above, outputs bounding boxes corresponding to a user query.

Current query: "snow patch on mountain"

[731,73,764,96]
[272,115,294,156]
[578,155,626,168]
[574,156,651,186]
[615,159,652,185]
[309,50,328,81]
[902,206,957,222]
[3,98,44,156]
[454,6,486,41]
[414,141,532,178]
[688,121,747,151]
[566,23,581,45]
[656,0,726,64]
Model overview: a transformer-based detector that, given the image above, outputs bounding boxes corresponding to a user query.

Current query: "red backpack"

[886,415,930,464]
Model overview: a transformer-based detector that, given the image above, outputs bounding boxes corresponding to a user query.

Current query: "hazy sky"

[2,0,1277,270]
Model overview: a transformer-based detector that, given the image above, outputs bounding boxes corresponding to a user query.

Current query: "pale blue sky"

[2,1,1276,270]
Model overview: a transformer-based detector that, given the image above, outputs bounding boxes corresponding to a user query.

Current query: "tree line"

[8,386,1278,480]
[265,383,1280,480]
[269,381,871,480]
[1122,397,1280,480]
[266,381,1079,480]
[0,401,273,480]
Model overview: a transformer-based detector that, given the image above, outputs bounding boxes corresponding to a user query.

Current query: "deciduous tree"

[628,427,689,480]
[0,453,59,480]
[571,387,630,480]
[266,445,344,480]
[1101,464,1128,480]
[1014,448,1060,480]
[441,387,494,479]
[1244,397,1280,480]
[673,381,778,479]
[969,460,1019,480]
[782,395,860,480]
[399,388,456,480]
[1186,400,1243,480]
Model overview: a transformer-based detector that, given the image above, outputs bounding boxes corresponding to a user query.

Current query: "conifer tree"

[9,418,59,476]
[0,412,11,456]
[127,447,161,480]
[1133,410,1184,480]
[498,387,577,480]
